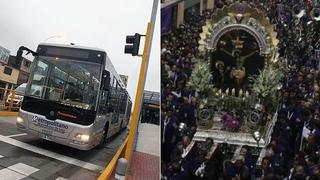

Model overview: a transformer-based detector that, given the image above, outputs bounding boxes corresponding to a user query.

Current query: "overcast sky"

[0,0,160,101]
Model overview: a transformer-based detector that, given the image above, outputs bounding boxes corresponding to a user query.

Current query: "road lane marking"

[56,177,69,180]
[7,163,39,176]
[0,155,3,158]
[6,133,28,138]
[0,135,104,172]
[0,168,25,180]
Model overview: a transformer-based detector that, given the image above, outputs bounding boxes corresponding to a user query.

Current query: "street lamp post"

[253,131,261,148]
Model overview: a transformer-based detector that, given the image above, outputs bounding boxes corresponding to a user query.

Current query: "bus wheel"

[97,124,109,148]
[119,121,123,132]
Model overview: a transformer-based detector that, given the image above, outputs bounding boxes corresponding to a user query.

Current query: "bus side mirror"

[16,46,38,68]
[16,49,23,64]
[102,70,110,91]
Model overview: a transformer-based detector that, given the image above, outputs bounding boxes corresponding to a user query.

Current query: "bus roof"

[39,43,106,53]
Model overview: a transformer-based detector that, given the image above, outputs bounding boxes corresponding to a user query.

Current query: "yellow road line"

[0,111,18,116]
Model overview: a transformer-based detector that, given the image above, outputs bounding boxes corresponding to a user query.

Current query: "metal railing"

[0,87,21,113]
[98,137,129,180]
[0,87,20,116]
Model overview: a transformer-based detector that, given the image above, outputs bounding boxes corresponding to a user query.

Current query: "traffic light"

[124,33,141,56]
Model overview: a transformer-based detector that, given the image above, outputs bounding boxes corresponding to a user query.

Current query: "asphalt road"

[0,116,128,180]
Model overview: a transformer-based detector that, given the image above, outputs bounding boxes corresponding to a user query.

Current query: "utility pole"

[124,0,159,169]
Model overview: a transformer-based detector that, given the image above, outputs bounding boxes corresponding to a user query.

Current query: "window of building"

[24,60,31,68]
[4,67,12,75]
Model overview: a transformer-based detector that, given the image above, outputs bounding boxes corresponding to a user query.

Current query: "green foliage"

[189,62,213,98]
[250,64,284,107]
[202,88,249,114]
[223,95,248,114]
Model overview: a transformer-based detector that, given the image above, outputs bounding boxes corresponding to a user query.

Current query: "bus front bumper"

[16,123,95,151]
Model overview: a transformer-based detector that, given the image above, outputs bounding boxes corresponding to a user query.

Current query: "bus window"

[121,92,128,114]
[47,67,67,101]
[107,77,117,113]
[29,60,48,98]
[110,81,121,124]
[65,82,81,100]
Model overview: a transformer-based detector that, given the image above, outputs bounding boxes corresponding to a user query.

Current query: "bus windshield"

[26,56,102,110]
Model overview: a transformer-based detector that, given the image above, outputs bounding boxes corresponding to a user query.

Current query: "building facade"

[0,45,32,100]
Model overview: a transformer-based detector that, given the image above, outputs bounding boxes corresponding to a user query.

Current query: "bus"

[16,43,132,150]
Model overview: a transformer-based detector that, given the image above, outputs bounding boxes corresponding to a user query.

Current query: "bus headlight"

[17,117,24,123]
[74,134,90,142]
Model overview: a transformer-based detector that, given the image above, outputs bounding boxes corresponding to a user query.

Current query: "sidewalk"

[128,123,160,180]
[135,123,160,156]
[128,151,159,180]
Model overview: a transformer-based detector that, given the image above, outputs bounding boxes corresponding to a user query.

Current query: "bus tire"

[119,121,123,133]
[97,123,109,148]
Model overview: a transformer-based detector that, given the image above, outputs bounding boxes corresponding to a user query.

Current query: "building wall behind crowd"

[184,0,201,15]
[161,0,214,33]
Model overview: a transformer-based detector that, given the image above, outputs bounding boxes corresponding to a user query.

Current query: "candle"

[226,88,229,95]
[232,88,235,96]
[239,89,243,97]
[246,91,249,97]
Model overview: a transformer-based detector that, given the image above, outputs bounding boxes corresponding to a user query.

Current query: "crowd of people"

[161,0,320,179]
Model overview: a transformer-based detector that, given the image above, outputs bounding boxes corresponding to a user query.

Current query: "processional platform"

[193,112,278,148]
[190,2,281,148]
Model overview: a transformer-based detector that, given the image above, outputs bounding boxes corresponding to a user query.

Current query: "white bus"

[16,43,132,150]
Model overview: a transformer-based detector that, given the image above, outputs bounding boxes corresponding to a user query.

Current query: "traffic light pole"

[124,21,152,161]
[124,0,158,173]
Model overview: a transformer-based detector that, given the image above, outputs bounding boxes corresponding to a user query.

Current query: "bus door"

[105,77,119,136]
[111,81,121,125]
[96,70,111,133]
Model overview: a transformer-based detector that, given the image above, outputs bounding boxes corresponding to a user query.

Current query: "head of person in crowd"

[235,155,246,169]
[182,135,191,148]
[306,153,319,168]
[240,146,248,157]
[205,137,214,150]
[311,165,320,178]
[293,165,306,180]
[170,142,184,162]
[261,157,271,170]
[166,107,174,118]
[170,161,182,175]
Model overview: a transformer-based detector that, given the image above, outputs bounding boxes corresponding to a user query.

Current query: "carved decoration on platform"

[198,2,279,63]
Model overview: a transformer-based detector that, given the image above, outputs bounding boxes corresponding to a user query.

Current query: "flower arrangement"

[222,112,241,131]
